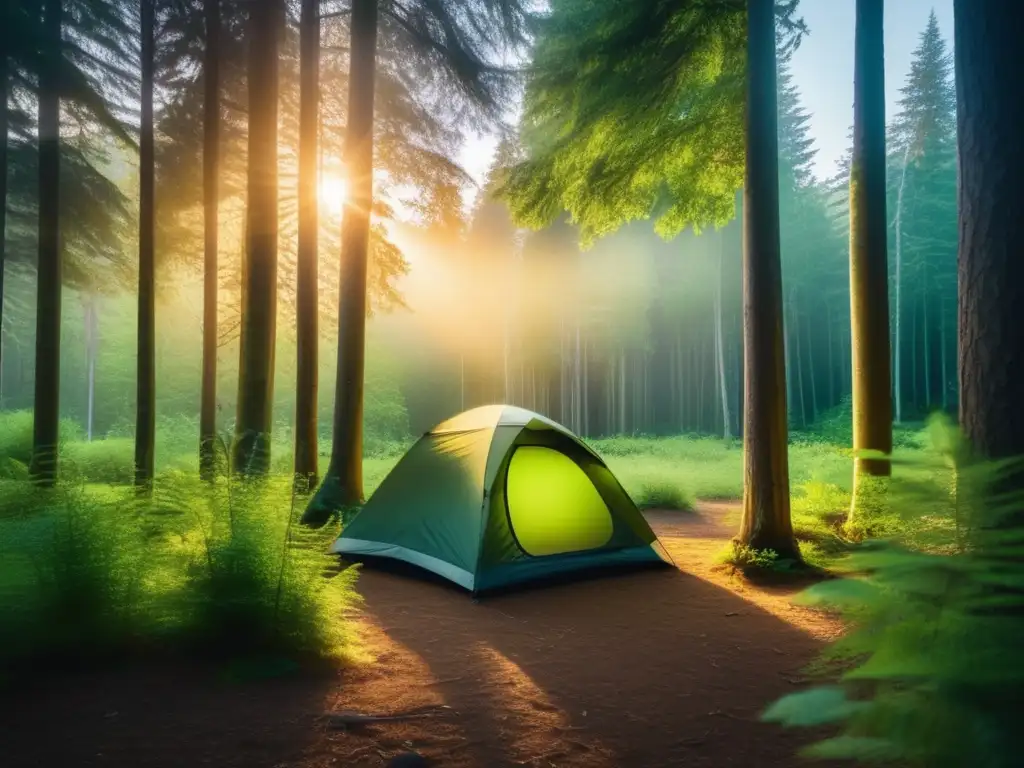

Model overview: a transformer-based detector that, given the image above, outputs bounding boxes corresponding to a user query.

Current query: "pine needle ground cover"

[0,469,361,687]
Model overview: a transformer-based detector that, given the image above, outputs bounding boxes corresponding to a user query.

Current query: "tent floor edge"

[474,545,672,595]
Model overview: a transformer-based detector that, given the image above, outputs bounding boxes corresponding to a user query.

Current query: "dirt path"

[0,504,843,768]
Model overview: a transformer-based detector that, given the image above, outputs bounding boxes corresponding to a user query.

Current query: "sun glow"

[319,175,349,215]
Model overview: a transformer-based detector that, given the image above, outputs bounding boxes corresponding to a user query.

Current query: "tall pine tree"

[888,11,957,419]
[777,60,845,429]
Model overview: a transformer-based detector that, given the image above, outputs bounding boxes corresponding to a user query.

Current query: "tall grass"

[152,472,360,660]
[0,466,361,686]
[0,483,151,682]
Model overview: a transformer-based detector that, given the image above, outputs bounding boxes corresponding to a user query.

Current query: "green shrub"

[62,438,136,484]
[718,544,781,571]
[0,410,83,476]
[0,483,150,682]
[764,418,1024,767]
[635,481,694,512]
[0,410,34,468]
[0,470,362,684]
[151,473,361,662]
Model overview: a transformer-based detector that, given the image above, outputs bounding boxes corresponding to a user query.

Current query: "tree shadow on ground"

[344,554,842,767]
[0,661,339,768]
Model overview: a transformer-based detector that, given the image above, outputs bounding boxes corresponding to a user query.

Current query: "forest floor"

[1,503,844,768]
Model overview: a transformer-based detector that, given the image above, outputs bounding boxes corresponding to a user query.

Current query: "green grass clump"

[62,438,137,484]
[0,483,151,681]
[719,544,782,570]
[0,465,361,686]
[635,481,695,512]
[153,473,360,661]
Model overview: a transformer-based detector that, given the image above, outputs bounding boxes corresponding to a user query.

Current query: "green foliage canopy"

[500,0,805,245]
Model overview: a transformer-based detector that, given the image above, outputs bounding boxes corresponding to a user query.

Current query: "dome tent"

[331,405,673,593]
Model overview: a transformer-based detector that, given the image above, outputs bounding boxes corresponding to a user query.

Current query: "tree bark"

[199,0,221,480]
[736,0,797,559]
[304,0,377,524]
[294,0,320,488]
[0,51,7,386]
[848,0,893,514]
[954,0,1024,465]
[135,0,156,491]
[232,0,282,476]
[29,0,63,486]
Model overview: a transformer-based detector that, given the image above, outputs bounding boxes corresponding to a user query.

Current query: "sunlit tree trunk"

[954,0,1024,469]
[135,0,156,491]
[848,0,892,522]
[735,0,798,559]
[233,0,282,476]
[29,0,63,486]
[303,0,377,524]
[199,0,221,480]
[294,0,320,489]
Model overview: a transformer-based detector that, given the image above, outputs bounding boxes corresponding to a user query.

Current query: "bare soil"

[0,504,843,767]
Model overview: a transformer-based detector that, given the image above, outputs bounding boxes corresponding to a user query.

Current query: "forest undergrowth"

[0,401,951,681]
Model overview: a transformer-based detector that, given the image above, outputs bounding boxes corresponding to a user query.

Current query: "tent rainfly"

[331,405,674,593]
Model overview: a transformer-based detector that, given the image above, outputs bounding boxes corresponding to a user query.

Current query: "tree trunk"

[716,235,732,439]
[304,0,377,523]
[792,291,806,429]
[614,348,622,434]
[671,335,679,434]
[582,336,589,436]
[910,299,918,412]
[199,0,221,480]
[84,297,98,441]
[697,335,706,433]
[923,288,932,410]
[0,51,7,387]
[294,0,320,489]
[736,0,797,559]
[783,295,792,424]
[826,302,835,407]
[29,0,63,486]
[893,142,910,424]
[135,0,156,491]
[954,0,1024,465]
[805,309,818,421]
[848,0,893,521]
[939,299,949,410]
[233,0,282,476]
